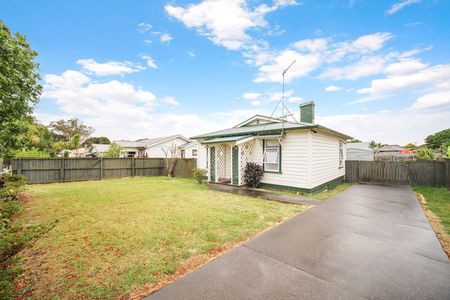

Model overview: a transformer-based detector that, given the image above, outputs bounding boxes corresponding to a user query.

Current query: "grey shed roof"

[115,135,188,148]
[378,145,406,152]
[191,116,352,140]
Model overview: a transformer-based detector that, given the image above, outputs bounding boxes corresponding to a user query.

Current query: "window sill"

[264,170,282,174]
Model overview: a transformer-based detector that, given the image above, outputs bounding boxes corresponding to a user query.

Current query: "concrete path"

[208,183,321,206]
[146,184,450,300]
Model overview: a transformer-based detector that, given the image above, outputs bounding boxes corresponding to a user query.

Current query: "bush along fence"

[345,159,450,188]
[12,158,197,184]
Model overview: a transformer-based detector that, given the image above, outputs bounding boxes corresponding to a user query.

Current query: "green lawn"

[17,177,304,299]
[259,183,353,201]
[413,186,450,235]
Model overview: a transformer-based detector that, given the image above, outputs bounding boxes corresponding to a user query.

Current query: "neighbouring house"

[60,147,89,158]
[375,145,415,160]
[191,102,352,193]
[87,144,111,157]
[346,142,374,161]
[115,135,191,158]
[178,141,204,159]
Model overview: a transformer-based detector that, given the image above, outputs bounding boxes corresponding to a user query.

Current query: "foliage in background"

[348,139,361,143]
[416,148,435,160]
[102,143,123,158]
[192,168,207,184]
[425,128,450,150]
[0,21,42,159]
[243,162,264,188]
[22,117,54,153]
[404,143,416,149]
[369,140,386,149]
[48,118,94,143]
[14,148,50,158]
[0,174,54,299]
[83,136,111,147]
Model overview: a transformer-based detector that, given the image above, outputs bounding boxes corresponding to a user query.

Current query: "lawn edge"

[415,192,450,259]
[123,205,310,300]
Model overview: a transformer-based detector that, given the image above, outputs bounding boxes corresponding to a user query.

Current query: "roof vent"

[299,101,315,124]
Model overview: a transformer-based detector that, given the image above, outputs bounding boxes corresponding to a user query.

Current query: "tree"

[48,118,94,143]
[83,136,110,147]
[22,117,54,152]
[103,143,123,158]
[0,21,42,159]
[162,144,179,177]
[416,148,435,160]
[404,143,416,149]
[369,140,386,149]
[348,139,362,143]
[425,129,450,150]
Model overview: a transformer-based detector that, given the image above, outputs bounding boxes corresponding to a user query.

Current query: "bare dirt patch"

[416,193,450,259]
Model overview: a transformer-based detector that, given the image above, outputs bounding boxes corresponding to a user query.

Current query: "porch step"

[207,183,321,206]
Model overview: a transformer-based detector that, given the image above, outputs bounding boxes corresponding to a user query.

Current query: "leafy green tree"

[48,118,94,143]
[14,148,50,158]
[348,139,362,143]
[425,129,450,150]
[103,143,123,158]
[416,148,435,160]
[404,143,416,149]
[83,136,111,147]
[22,117,54,152]
[369,140,386,149]
[0,21,42,159]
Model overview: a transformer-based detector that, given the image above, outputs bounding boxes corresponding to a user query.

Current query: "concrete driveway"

[146,184,450,299]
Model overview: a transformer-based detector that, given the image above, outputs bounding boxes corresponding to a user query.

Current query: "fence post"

[100,157,103,180]
[60,158,64,182]
[17,158,22,176]
[132,157,135,177]
[446,158,450,191]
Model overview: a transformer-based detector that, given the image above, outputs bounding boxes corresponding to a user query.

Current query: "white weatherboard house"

[192,102,352,193]
[115,135,191,158]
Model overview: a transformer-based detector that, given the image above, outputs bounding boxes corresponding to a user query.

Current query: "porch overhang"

[202,135,252,145]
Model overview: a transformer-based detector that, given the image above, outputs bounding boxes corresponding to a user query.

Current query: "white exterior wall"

[145,137,188,158]
[182,143,199,159]
[310,132,346,188]
[256,130,311,189]
[197,144,208,170]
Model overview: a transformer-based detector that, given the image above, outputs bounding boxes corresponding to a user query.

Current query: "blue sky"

[2,0,450,144]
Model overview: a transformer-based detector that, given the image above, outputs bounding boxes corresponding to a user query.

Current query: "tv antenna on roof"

[270,60,299,126]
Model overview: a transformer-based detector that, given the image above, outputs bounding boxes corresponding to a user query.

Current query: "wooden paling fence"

[346,159,450,188]
[12,158,197,184]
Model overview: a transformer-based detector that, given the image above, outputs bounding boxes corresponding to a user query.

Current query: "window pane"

[265,163,278,171]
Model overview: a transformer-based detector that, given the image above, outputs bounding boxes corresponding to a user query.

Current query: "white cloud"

[160,33,173,43]
[317,109,450,145]
[410,91,450,110]
[137,22,153,33]
[165,0,296,51]
[249,32,393,83]
[140,54,158,69]
[40,69,220,139]
[76,59,144,77]
[293,38,327,53]
[250,100,262,106]
[161,96,180,106]
[320,55,388,80]
[355,63,450,100]
[384,58,428,76]
[287,96,304,102]
[242,92,261,100]
[325,85,341,92]
[187,51,196,57]
[386,0,421,15]
[254,50,322,83]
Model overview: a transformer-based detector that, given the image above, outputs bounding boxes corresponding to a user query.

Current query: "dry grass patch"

[16,177,305,299]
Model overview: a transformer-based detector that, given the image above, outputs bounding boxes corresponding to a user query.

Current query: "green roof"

[191,119,352,140]
[202,135,252,144]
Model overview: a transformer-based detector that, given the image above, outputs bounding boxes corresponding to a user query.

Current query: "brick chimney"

[299,101,315,124]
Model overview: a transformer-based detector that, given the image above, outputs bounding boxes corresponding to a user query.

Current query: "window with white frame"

[263,139,281,172]
[339,141,344,168]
